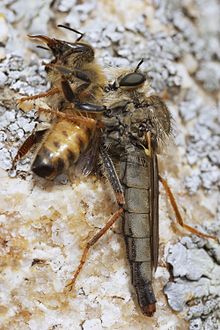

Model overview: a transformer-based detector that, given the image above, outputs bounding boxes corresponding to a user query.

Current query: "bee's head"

[28,25,94,65]
[28,36,94,64]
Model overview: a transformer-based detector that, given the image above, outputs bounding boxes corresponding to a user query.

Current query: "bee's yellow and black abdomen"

[32,119,93,179]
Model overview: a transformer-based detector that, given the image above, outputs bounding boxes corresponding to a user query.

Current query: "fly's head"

[103,66,148,148]
[104,63,172,151]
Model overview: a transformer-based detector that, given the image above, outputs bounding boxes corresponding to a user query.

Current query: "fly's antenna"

[134,58,144,72]
[57,24,85,42]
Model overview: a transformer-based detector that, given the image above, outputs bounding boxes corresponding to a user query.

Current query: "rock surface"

[0,1,219,329]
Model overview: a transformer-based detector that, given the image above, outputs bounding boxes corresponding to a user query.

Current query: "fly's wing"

[150,153,159,271]
[74,129,101,177]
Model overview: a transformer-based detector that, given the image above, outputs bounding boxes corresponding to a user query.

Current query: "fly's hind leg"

[159,175,217,241]
[144,132,217,241]
[66,145,125,291]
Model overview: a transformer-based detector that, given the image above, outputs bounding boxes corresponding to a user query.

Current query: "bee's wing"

[74,130,101,177]
[150,153,159,271]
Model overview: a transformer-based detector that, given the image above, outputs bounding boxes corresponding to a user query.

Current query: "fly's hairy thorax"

[103,88,172,156]
[32,119,95,179]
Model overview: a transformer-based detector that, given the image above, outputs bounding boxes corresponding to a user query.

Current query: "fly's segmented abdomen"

[32,119,94,179]
[120,149,158,316]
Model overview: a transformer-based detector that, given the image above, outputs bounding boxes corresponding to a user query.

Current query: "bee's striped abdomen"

[32,119,94,179]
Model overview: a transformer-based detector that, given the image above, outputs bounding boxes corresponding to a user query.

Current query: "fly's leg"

[144,132,217,241]
[100,145,125,205]
[144,131,152,157]
[159,175,217,241]
[17,87,59,111]
[12,129,48,168]
[66,146,125,291]
[66,208,124,291]
[37,107,97,128]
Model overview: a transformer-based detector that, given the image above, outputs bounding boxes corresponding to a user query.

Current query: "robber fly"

[63,61,173,316]
[68,61,216,317]
[14,25,107,179]
[98,61,171,316]
[98,62,216,316]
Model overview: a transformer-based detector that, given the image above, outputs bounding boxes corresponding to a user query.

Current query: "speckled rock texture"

[0,1,219,329]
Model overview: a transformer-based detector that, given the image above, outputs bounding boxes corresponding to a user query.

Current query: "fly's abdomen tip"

[142,303,156,317]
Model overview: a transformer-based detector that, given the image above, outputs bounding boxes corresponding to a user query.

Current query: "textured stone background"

[0,0,220,329]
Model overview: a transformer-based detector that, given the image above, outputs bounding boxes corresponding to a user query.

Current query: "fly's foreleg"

[159,175,217,241]
[37,107,97,128]
[66,146,125,291]
[17,87,59,111]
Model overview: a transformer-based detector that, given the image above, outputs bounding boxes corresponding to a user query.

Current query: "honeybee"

[14,25,107,180]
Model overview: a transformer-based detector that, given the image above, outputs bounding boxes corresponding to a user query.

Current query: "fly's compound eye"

[119,72,146,88]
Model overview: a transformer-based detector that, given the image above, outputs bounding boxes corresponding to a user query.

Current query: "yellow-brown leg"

[37,107,96,128]
[17,87,59,105]
[144,131,152,157]
[66,208,124,290]
[159,175,217,241]
[12,129,48,168]
[144,131,217,241]
[66,146,125,290]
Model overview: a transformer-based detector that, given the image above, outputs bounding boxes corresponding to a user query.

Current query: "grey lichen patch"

[0,52,49,174]
[156,0,220,93]
[196,62,220,92]
[183,104,220,191]
[164,237,220,326]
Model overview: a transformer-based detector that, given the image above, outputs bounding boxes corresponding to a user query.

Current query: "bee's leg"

[60,79,107,114]
[17,87,59,111]
[66,146,125,290]
[46,64,98,100]
[60,78,87,103]
[159,175,217,241]
[12,128,48,168]
[46,64,91,88]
